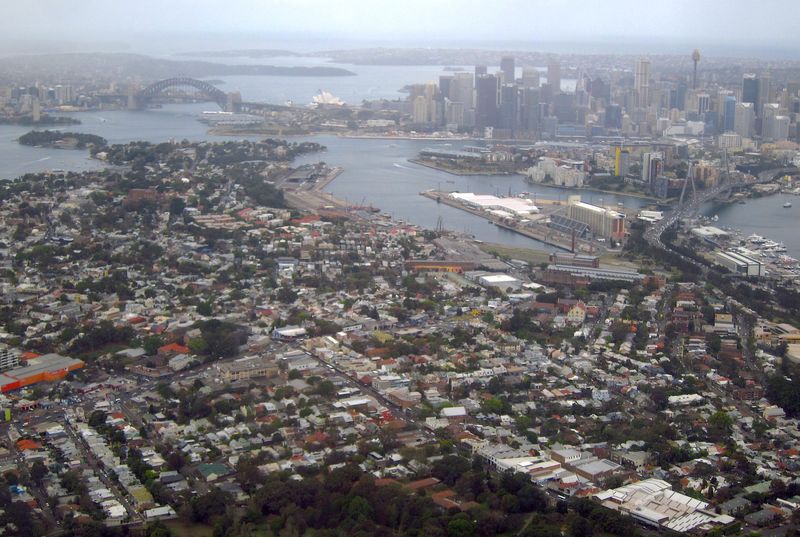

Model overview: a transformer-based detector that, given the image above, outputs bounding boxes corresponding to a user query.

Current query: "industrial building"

[565,197,625,239]
[548,252,600,268]
[450,192,539,217]
[596,479,734,533]
[0,353,84,393]
[714,250,765,277]
[405,260,477,273]
[271,325,308,341]
[542,264,644,286]
[464,271,522,290]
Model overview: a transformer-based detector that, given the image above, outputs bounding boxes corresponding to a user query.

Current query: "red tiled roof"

[17,439,41,451]
[404,477,440,491]
[159,343,189,354]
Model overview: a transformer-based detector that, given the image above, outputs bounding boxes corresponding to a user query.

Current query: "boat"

[784,202,793,208]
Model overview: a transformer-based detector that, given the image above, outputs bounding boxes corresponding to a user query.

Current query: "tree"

[448,516,475,537]
[314,380,336,398]
[432,455,471,486]
[88,410,107,427]
[197,301,213,316]
[610,321,630,345]
[169,197,186,216]
[143,335,163,356]
[188,488,232,523]
[709,411,733,433]
[29,460,48,485]
[277,286,298,304]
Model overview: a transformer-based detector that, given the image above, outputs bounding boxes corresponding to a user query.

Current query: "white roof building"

[450,192,539,216]
[596,479,734,533]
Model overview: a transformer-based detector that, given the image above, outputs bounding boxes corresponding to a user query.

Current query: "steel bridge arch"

[137,77,228,109]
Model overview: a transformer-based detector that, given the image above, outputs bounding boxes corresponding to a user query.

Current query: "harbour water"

[0,97,794,256]
[0,103,639,250]
[702,195,799,257]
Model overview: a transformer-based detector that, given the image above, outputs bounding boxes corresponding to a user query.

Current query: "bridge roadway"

[644,167,795,251]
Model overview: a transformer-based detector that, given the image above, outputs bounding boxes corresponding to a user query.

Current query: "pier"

[420,190,601,253]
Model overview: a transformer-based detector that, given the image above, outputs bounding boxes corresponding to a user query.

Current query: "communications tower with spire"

[692,49,701,89]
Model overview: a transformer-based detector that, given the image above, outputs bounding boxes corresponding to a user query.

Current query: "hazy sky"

[4,0,799,55]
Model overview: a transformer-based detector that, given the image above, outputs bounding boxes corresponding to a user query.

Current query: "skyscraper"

[758,74,772,116]
[547,61,561,93]
[475,65,488,78]
[500,56,515,85]
[521,68,540,89]
[742,74,759,106]
[475,74,499,129]
[498,84,520,135]
[449,72,474,111]
[634,58,651,109]
[521,87,541,134]
[734,102,755,138]
[696,93,710,115]
[641,152,663,187]
[412,96,429,124]
[438,75,453,101]
[605,104,622,130]
[723,95,737,132]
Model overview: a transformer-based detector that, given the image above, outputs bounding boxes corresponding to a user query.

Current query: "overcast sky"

[4,0,799,55]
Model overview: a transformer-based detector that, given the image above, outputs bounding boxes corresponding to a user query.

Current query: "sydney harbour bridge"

[126,77,279,113]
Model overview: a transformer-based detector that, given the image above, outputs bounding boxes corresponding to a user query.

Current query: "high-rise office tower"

[670,80,687,111]
[770,116,790,141]
[758,75,772,115]
[54,84,73,105]
[439,75,453,101]
[32,99,41,122]
[734,102,755,138]
[475,74,499,129]
[691,49,700,89]
[723,95,737,132]
[742,74,759,106]
[634,58,651,109]
[412,96,429,124]
[475,65,488,78]
[521,68,540,88]
[553,92,577,123]
[500,56,515,85]
[522,87,541,134]
[605,104,622,129]
[590,78,610,102]
[547,61,561,93]
[498,84,520,135]
[444,100,465,127]
[697,93,710,115]
[449,72,474,111]
[540,83,553,106]
[641,152,663,186]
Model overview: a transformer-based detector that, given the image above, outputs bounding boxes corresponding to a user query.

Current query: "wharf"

[420,190,599,253]
[311,166,344,192]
